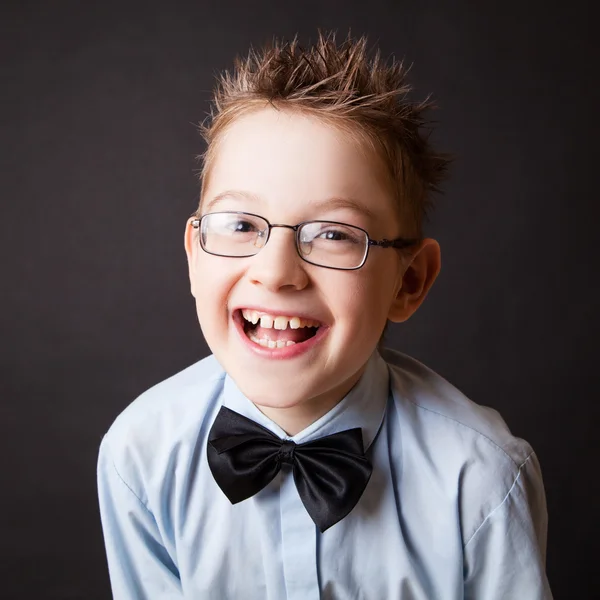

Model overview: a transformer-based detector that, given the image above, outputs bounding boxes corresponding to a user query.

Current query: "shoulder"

[99,354,225,494]
[105,353,225,440]
[381,347,532,464]
[381,348,539,542]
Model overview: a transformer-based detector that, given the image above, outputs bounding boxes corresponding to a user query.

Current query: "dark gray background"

[1,0,597,598]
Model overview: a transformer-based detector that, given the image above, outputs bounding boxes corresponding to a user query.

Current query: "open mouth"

[238,309,321,349]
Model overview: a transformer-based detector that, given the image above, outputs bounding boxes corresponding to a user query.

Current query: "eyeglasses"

[191,211,419,271]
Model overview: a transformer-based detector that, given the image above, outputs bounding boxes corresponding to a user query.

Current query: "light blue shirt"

[97,348,552,599]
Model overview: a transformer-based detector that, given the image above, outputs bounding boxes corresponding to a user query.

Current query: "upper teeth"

[241,309,319,330]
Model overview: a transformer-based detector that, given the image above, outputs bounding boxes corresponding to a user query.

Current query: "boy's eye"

[318,229,350,241]
[215,214,262,235]
[230,219,258,233]
[310,226,361,244]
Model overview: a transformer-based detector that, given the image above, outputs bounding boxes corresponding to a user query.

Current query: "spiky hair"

[197,31,451,237]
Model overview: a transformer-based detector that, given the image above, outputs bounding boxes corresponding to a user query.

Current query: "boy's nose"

[246,228,309,292]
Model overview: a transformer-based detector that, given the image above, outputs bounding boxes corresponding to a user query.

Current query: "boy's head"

[185,32,448,433]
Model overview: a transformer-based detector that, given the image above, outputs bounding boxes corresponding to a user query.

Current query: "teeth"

[241,310,319,330]
[247,331,297,348]
[274,316,288,330]
[241,309,259,324]
[259,315,274,329]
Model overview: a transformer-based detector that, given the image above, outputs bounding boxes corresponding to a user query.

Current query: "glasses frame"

[190,211,420,271]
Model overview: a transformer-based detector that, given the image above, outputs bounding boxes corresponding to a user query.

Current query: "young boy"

[97,32,552,599]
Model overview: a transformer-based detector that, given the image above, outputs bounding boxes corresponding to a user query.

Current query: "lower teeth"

[248,333,296,348]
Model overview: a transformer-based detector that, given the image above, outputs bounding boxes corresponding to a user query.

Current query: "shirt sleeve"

[463,451,553,599]
[97,436,183,600]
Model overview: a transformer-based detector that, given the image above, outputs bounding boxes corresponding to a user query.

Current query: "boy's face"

[185,108,436,433]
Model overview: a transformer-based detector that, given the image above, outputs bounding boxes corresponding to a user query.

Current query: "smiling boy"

[97,33,552,599]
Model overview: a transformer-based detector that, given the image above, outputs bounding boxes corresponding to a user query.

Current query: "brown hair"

[197,31,451,238]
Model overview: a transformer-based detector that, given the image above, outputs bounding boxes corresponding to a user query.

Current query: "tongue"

[253,325,314,343]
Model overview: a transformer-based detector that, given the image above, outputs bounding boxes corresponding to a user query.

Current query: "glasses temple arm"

[369,238,420,249]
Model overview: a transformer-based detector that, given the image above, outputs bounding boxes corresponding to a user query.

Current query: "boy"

[97,32,552,599]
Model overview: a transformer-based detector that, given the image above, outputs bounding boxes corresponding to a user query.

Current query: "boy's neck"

[255,365,367,436]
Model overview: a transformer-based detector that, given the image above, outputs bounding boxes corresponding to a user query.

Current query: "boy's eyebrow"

[311,196,376,219]
[203,190,262,212]
[204,190,376,219]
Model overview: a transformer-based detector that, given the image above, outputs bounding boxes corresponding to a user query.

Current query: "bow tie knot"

[277,440,296,465]
[207,406,373,532]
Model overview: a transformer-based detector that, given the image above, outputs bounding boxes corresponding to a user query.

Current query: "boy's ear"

[184,217,199,298]
[387,238,441,323]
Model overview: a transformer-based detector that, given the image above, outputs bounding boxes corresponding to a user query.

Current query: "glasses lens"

[200,212,267,256]
[298,222,368,269]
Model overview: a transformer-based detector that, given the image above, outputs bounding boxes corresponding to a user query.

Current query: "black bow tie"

[207,406,373,532]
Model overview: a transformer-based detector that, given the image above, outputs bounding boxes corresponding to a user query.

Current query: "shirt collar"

[222,350,389,451]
